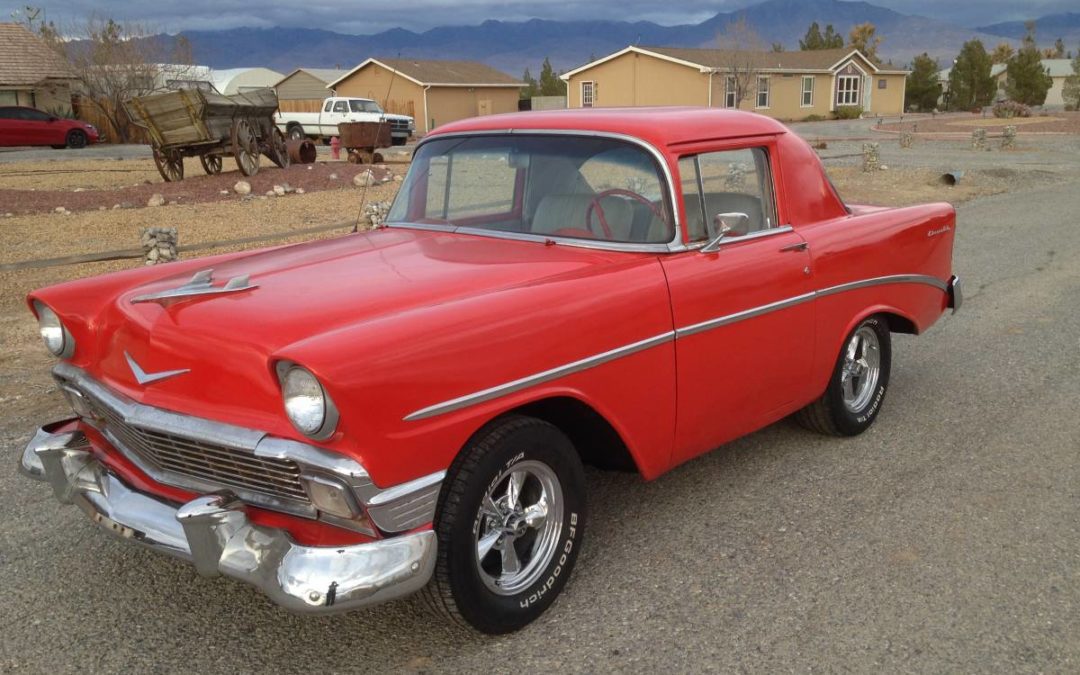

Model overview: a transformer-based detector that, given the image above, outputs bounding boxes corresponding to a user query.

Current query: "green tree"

[1062,51,1080,110]
[823,24,844,49]
[538,57,565,96]
[800,21,824,50]
[800,22,843,50]
[520,68,538,99]
[905,53,942,111]
[990,42,1014,64]
[1006,26,1053,105]
[948,39,996,110]
[848,22,882,61]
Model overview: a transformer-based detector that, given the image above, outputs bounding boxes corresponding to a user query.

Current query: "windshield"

[349,100,383,113]
[386,135,674,245]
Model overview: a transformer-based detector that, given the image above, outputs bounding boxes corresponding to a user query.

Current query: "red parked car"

[20,108,959,633]
[0,106,99,148]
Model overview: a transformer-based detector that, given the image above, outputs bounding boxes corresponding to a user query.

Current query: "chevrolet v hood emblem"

[124,352,190,385]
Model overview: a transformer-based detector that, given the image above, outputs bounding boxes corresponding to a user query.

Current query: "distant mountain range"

[977,13,1080,45]
[163,0,1074,76]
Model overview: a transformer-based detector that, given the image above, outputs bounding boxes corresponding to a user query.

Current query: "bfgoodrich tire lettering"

[424,415,586,634]
[796,315,892,436]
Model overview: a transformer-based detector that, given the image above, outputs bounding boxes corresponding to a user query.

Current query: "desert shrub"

[833,106,863,120]
[802,114,826,122]
[992,100,1031,118]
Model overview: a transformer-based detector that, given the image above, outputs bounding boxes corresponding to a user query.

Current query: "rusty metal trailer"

[338,121,392,164]
[125,87,289,182]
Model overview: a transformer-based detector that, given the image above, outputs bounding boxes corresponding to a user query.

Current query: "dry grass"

[826,166,1011,208]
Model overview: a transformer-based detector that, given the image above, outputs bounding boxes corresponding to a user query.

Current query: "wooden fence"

[73,96,150,144]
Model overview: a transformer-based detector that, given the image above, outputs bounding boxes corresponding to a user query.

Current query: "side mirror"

[701,212,750,253]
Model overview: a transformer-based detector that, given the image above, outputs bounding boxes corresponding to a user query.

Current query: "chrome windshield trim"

[388,128,688,253]
[404,273,951,421]
[403,331,676,421]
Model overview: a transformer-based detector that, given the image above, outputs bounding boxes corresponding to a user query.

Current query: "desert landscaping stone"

[971,128,988,150]
[899,132,913,149]
[1002,125,1017,149]
[273,185,286,196]
[353,171,376,188]
[862,142,881,172]
[234,180,252,195]
[141,227,178,266]
[147,193,165,207]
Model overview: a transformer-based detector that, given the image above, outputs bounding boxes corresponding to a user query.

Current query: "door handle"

[780,241,809,252]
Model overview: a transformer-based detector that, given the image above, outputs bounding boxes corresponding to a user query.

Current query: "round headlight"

[34,301,73,358]
[280,365,338,440]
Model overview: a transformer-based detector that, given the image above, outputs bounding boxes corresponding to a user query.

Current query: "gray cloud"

[3,1,1074,35]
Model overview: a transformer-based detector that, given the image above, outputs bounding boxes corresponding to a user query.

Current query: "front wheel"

[796,315,892,436]
[424,416,586,634]
[287,124,305,141]
[65,130,87,149]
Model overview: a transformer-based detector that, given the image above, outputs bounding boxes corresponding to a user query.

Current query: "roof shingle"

[0,23,73,86]
[372,58,522,86]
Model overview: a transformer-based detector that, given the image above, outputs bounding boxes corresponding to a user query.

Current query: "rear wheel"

[424,416,586,634]
[65,130,87,149]
[199,154,222,175]
[796,315,891,436]
[287,124,305,141]
[152,147,184,182]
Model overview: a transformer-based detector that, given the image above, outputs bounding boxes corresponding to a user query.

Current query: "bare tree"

[37,13,201,142]
[715,17,765,109]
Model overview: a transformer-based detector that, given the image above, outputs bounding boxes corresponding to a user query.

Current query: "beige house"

[273,68,347,112]
[0,23,75,113]
[938,59,1075,109]
[561,46,908,120]
[327,58,524,133]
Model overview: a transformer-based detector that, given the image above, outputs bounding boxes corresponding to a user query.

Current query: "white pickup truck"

[275,97,415,145]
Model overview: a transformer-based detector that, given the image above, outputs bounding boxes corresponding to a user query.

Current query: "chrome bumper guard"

[947,274,962,314]
[19,422,436,615]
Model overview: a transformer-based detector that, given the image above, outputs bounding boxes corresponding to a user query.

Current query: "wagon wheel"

[231,119,260,177]
[268,128,290,169]
[199,153,223,176]
[152,147,184,182]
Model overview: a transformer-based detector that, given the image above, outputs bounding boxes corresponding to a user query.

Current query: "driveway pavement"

[2,141,1078,674]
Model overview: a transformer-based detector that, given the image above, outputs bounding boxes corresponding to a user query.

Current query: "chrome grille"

[389,119,410,131]
[86,395,309,505]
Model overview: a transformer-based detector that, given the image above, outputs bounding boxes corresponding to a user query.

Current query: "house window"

[756,76,770,108]
[878,78,887,89]
[581,81,594,108]
[801,76,814,107]
[724,76,737,108]
[837,75,861,106]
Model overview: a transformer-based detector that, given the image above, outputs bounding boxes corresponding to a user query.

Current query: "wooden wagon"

[125,87,289,182]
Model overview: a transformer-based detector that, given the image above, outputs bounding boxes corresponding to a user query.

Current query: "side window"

[323,100,334,112]
[332,100,348,113]
[22,109,49,121]
[680,147,777,241]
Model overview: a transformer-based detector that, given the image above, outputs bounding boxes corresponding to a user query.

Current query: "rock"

[120,201,135,209]
[112,203,122,210]
[281,182,294,194]
[97,206,106,211]
[260,195,268,200]
[73,187,85,192]
[393,174,403,182]
[273,184,286,196]
[296,187,306,195]
[971,128,988,151]
[219,189,229,195]
[3,212,12,217]
[54,206,66,213]
[147,248,160,261]
[353,170,376,188]
[880,164,888,171]
[861,142,881,172]
[328,172,338,180]
[147,193,165,207]
[234,180,252,195]
[307,165,313,170]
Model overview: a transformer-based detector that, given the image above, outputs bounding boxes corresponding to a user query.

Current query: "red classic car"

[19,108,959,634]
[0,106,99,148]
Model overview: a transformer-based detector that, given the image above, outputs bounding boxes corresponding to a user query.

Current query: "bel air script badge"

[124,352,189,385]
[927,225,952,237]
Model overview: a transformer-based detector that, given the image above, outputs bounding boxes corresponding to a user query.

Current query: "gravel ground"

[1,127,1079,673]
[879,111,1080,135]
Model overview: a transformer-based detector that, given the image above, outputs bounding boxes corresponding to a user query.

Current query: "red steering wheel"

[585,188,666,240]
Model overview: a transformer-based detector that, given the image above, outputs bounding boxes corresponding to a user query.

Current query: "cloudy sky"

[3,0,1073,34]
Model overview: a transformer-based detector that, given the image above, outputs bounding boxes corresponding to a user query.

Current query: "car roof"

[427,107,789,148]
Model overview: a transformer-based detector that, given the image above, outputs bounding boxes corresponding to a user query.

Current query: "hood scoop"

[131,269,258,305]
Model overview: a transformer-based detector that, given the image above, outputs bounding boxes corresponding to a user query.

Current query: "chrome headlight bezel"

[33,300,75,358]
[276,362,339,442]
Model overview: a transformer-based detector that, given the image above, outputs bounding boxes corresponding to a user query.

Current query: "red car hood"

[52,227,648,431]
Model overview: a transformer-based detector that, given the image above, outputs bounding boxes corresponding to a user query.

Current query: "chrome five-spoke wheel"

[840,325,881,413]
[475,460,564,595]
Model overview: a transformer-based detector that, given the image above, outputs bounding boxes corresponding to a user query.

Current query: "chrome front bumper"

[947,274,962,314]
[19,422,436,615]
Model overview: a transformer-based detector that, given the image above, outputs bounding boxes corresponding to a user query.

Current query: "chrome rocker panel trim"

[20,423,436,615]
[405,273,953,421]
[53,362,444,533]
